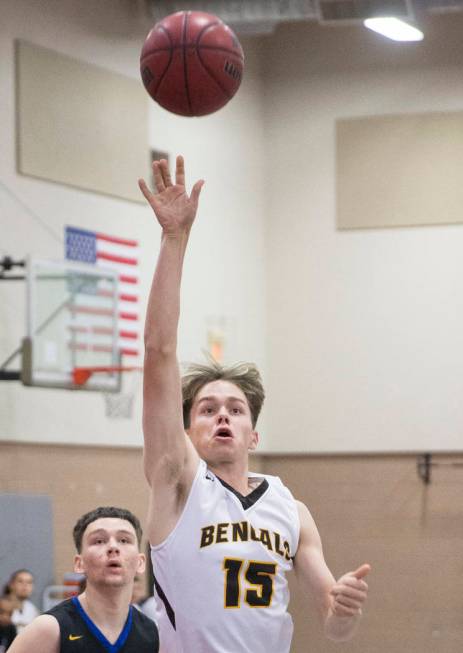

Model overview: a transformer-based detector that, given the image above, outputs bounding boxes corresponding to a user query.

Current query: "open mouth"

[214,428,232,439]
[107,561,122,569]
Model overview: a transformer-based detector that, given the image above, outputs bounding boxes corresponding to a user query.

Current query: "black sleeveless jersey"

[46,597,159,653]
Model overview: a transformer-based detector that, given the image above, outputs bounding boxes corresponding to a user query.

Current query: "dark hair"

[182,359,265,429]
[72,507,143,553]
[3,569,34,596]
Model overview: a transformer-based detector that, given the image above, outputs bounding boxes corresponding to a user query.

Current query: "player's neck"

[209,461,253,495]
[78,586,131,629]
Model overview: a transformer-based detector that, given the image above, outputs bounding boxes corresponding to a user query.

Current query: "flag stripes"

[65,226,141,360]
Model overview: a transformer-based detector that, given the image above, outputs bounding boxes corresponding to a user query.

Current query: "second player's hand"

[138,155,204,235]
[330,564,370,617]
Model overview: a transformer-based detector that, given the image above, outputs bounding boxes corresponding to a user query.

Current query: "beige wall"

[0,0,268,448]
[263,454,463,653]
[2,2,463,456]
[0,442,150,582]
[1,442,462,652]
[263,16,463,454]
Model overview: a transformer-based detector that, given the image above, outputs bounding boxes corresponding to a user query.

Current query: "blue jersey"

[46,596,159,653]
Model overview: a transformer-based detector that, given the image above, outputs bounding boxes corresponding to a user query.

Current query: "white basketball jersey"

[150,459,300,653]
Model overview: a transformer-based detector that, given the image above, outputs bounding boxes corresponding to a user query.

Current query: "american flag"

[65,226,140,359]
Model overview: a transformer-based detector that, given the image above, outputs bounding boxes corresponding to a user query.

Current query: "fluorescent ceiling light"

[364,17,424,42]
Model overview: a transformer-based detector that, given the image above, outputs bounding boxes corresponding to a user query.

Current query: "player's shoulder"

[25,613,60,632]
[7,614,60,653]
[294,499,320,534]
[45,597,82,639]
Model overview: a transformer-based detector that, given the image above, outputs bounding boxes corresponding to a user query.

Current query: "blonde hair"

[182,359,265,429]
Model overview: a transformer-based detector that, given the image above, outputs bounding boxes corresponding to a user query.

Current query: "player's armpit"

[7,615,60,653]
[145,433,200,546]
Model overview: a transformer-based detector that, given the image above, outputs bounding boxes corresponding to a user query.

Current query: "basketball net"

[102,367,142,419]
[71,365,142,419]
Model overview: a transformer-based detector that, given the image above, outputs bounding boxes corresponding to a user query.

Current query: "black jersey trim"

[216,476,269,510]
[71,596,132,653]
[153,573,176,630]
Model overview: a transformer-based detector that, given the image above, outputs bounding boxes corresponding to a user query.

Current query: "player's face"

[74,518,145,589]
[9,572,34,600]
[187,380,258,465]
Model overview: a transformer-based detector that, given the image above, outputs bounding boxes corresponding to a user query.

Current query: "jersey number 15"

[223,558,277,608]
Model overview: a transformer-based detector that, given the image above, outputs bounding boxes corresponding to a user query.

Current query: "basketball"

[140,11,244,117]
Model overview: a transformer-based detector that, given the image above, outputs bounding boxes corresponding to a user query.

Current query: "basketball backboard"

[21,258,121,391]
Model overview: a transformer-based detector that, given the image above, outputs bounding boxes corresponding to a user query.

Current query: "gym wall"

[2,3,463,456]
[0,0,267,448]
[263,19,463,454]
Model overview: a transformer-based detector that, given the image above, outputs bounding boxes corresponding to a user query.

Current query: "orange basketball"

[140,11,244,117]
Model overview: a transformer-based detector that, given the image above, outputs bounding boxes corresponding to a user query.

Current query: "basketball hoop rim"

[72,366,142,386]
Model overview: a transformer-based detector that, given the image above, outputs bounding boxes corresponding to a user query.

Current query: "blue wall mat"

[0,494,54,611]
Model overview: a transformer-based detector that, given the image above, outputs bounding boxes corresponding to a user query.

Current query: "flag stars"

[66,228,97,264]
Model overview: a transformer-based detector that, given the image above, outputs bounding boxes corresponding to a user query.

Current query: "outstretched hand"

[138,155,204,236]
[330,564,371,618]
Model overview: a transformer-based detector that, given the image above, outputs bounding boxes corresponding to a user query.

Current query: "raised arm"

[293,501,370,642]
[139,156,204,544]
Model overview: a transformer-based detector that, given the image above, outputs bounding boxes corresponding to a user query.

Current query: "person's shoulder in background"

[139,596,157,622]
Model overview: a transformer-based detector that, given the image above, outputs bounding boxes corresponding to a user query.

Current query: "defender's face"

[187,380,258,465]
[74,518,145,588]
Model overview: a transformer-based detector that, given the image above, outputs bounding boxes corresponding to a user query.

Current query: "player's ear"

[74,554,84,574]
[137,553,146,574]
[248,430,259,451]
